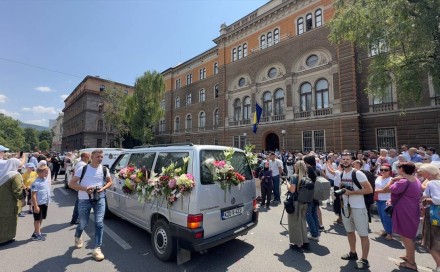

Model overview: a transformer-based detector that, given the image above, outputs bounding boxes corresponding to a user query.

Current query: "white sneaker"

[92,247,105,261]
[75,237,83,249]
[307,233,320,241]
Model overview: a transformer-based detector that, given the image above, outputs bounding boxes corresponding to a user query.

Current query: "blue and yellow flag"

[252,102,263,134]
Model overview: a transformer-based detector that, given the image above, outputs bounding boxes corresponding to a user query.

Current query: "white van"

[107,144,258,264]
[64,148,125,188]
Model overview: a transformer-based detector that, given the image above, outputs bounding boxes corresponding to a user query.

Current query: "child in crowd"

[30,165,50,241]
[20,163,37,216]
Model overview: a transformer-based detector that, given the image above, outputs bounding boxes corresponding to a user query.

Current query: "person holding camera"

[68,149,112,261]
[338,152,373,270]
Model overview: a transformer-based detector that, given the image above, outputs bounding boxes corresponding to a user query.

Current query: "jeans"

[71,198,79,223]
[272,175,281,202]
[306,201,319,237]
[75,197,106,248]
[376,200,392,234]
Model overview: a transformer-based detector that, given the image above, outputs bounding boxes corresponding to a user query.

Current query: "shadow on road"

[24,247,88,272]
[275,248,312,271]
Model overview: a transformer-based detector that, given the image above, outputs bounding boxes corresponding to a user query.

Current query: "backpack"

[284,192,295,214]
[296,175,315,203]
[340,169,375,205]
[79,165,108,184]
[313,176,331,201]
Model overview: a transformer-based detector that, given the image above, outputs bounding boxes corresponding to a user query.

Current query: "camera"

[286,159,294,166]
[334,185,354,196]
[92,186,101,201]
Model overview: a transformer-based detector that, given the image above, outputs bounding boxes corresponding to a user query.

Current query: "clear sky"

[0,0,268,127]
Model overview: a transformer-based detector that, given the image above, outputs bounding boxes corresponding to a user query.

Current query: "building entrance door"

[265,133,280,151]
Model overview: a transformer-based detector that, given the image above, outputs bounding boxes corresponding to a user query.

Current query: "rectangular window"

[176,79,181,88]
[233,135,246,149]
[376,128,396,150]
[302,130,325,152]
[186,74,192,85]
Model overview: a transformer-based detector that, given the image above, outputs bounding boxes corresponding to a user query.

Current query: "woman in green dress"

[0,158,23,245]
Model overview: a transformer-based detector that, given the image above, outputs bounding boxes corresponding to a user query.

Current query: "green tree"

[100,83,130,147]
[129,71,165,144]
[39,140,49,151]
[329,0,440,107]
[0,114,25,151]
[24,128,39,151]
[39,130,53,145]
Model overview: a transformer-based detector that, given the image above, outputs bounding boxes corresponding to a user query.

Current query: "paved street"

[0,177,436,272]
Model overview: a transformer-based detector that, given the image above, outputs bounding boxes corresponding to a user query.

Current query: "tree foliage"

[129,71,165,144]
[329,0,440,107]
[0,113,25,151]
[100,83,130,147]
[39,130,53,144]
[24,127,40,151]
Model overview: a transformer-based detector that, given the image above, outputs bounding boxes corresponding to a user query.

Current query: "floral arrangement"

[118,166,148,194]
[212,148,246,191]
[244,144,258,167]
[135,157,194,206]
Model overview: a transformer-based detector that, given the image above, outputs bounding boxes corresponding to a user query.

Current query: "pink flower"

[185,173,194,180]
[130,174,136,180]
[168,178,177,189]
[214,160,226,168]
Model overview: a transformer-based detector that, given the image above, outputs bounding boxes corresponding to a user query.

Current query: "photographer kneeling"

[337,152,373,270]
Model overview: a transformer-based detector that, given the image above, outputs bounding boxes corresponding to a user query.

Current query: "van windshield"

[200,150,253,185]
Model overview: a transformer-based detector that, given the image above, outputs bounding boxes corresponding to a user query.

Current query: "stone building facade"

[155,0,439,152]
[50,113,63,152]
[61,76,133,151]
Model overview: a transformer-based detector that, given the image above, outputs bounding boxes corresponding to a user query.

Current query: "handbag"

[385,180,410,218]
[284,192,295,214]
[430,205,440,226]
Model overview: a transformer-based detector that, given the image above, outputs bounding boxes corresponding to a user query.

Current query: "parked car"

[64,148,125,189]
[107,144,258,264]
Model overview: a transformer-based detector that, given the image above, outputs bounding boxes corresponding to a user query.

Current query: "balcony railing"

[432,96,440,106]
[372,102,395,112]
[250,34,291,53]
[294,107,333,119]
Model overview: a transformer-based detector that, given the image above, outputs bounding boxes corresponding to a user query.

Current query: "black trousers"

[261,184,272,206]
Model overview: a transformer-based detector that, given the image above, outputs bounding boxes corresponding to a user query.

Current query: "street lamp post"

[281,129,286,150]
[243,132,247,148]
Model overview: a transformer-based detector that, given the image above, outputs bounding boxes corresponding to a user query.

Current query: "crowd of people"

[255,145,440,271]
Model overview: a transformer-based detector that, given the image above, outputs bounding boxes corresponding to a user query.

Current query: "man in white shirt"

[69,152,91,225]
[69,149,112,261]
[268,152,283,204]
[339,152,373,270]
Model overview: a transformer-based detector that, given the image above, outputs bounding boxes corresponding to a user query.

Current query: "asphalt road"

[0,178,436,272]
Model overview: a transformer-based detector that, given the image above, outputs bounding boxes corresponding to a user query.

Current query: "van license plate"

[221,206,244,220]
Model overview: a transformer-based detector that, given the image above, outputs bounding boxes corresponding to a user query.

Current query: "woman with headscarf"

[0,158,24,245]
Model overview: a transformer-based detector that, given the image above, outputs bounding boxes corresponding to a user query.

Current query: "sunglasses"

[380,169,390,172]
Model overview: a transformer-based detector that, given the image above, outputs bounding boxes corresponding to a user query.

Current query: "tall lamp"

[281,129,286,150]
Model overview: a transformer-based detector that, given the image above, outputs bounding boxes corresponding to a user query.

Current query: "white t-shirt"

[423,180,440,205]
[74,161,87,175]
[323,162,337,180]
[269,159,283,176]
[432,154,440,162]
[340,169,368,208]
[375,176,391,201]
[333,170,341,187]
[74,164,106,200]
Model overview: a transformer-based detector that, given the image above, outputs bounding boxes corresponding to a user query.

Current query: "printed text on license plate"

[222,206,244,220]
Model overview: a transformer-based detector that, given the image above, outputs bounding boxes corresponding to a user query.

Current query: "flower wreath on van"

[136,157,194,206]
[212,147,246,191]
[244,144,258,167]
[118,165,148,194]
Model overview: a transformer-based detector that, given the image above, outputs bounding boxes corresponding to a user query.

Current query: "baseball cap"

[25,163,35,168]
[0,145,10,152]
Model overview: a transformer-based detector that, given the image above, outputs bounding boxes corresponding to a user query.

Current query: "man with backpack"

[69,152,91,225]
[338,152,373,270]
[68,149,112,261]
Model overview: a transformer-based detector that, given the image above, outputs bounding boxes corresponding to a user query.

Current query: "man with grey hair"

[387,149,398,166]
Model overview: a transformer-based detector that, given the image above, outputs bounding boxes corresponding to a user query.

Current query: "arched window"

[297,18,304,35]
[199,89,205,102]
[186,114,192,130]
[315,9,322,27]
[97,120,103,132]
[243,96,251,120]
[175,96,180,108]
[274,89,285,115]
[214,84,219,98]
[274,28,280,44]
[315,79,329,109]
[232,48,237,61]
[199,112,206,128]
[243,43,248,57]
[260,35,266,49]
[238,45,243,59]
[214,62,219,74]
[233,98,241,121]
[300,83,312,112]
[186,93,192,106]
[174,117,180,133]
[373,84,393,104]
[306,13,313,31]
[267,31,273,46]
[263,91,272,117]
[214,108,220,128]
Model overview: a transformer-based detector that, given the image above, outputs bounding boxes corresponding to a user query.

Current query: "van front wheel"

[151,219,176,261]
